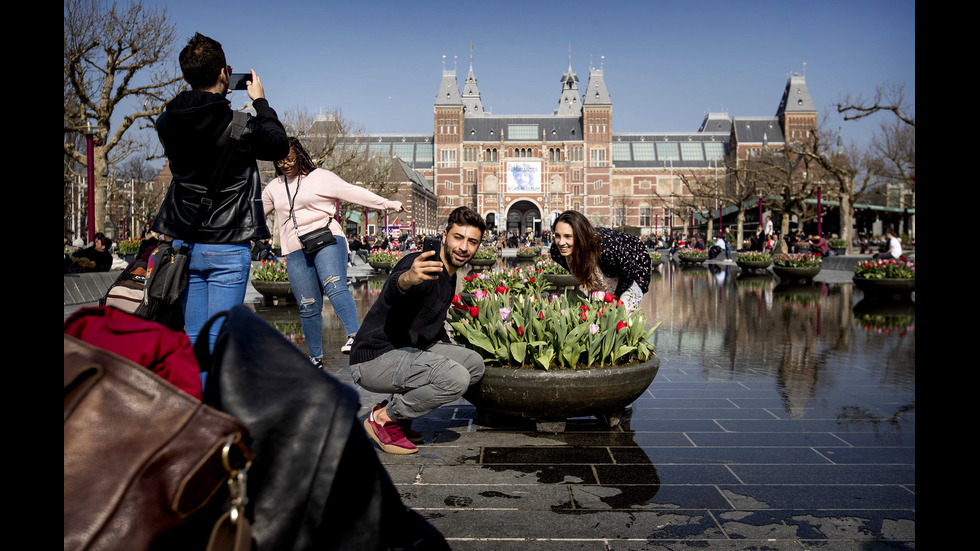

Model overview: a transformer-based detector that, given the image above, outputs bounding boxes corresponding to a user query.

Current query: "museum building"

[353,54,818,238]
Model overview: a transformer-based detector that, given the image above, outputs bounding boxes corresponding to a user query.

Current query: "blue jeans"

[286,236,358,359]
[181,243,252,351]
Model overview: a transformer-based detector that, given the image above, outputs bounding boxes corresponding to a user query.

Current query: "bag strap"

[194,310,230,372]
[188,111,250,241]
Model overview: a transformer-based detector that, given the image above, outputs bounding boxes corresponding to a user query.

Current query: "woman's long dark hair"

[552,210,600,290]
[273,136,317,178]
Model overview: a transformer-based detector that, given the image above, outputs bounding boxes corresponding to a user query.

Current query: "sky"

[142,0,914,151]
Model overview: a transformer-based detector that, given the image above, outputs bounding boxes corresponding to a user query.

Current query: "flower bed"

[252,258,289,281]
[117,238,142,255]
[449,290,660,370]
[677,248,708,262]
[649,252,662,262]
[516,246,542,257]
[472,246,498,260]
[463,265,547,296]
[534,257,569,275]
[367,248,401,263]
[736,251,772,263]
[773,253,822,268]
[854,257,915,279]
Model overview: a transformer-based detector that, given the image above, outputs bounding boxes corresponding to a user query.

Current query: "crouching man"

[350,207,487,454]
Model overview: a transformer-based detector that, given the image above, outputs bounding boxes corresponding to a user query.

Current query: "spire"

[435,54,462,106]
[556,44,581,116]
[582,59,611,106]
[461,43,485,116]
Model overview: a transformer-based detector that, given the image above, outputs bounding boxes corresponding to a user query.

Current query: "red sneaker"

[363,403,418,455]
[397,419,424,444]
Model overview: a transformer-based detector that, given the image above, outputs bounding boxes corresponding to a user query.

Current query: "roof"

[463,115,584,142]
[391,156,433,193]
[732,117,785,145]
[582,67,611,106]
[776,74,817,116]
[435,69,462,106]
[611,132,730,169]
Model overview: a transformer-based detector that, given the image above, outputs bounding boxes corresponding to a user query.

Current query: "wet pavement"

[66,251,915,549]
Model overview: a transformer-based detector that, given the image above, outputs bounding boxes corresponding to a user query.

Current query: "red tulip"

[464,275,473,282]
[616,299,624,308]
[517,326,524,336]
[580,304,589,312]
[538,311,545,320]
[581,311,588,321]
[604,293,615,303]
[616,321,628,332]
[496,285,508,294]
[468,306,479,317]
[452,294,461,305]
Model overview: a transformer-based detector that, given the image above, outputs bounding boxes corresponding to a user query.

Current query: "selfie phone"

[228,73,250,91]
[422,237,443,270]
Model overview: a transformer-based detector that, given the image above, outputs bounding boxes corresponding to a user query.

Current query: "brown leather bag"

[64,334,254,551]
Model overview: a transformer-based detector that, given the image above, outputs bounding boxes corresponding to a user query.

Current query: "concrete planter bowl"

[541,273,579,290]
[250,279,295,305]
[736,259,773,273]
[468,258,498,271]
[369,261,393,272]
[677,254,707,265]
[473,356,661,432]
[852,277,915,301]
[772,265,821,284]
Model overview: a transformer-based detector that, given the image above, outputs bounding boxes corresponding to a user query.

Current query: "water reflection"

[266,257,914,423]
[641,261,914,419]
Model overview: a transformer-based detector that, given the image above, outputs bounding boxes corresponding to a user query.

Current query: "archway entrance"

[506,200,541,238]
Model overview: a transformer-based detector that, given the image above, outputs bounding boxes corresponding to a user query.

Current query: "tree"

[679,158,762,246]
[838,82,915,226]
[267,108,399,243]
[837,83,915,127]
[64,0,183,236]
[752,136,823,254]
[795,127,879,254]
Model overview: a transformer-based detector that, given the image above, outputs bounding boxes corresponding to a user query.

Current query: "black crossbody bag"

[284,174,337,255]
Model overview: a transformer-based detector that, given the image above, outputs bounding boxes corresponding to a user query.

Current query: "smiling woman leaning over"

[262,137,403,367]
[549,210,651,313]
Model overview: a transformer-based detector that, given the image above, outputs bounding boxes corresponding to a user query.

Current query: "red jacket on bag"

[64,306,203,399]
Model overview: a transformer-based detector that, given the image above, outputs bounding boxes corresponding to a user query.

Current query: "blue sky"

[144,0,914,149]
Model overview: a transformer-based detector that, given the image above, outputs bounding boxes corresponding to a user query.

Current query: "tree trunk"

[777,212,792,254]
[839,189,853,255]
[93,147,110,235]
[736,209,746,250]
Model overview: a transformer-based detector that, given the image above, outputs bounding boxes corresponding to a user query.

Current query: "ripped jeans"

[286,236,358,359]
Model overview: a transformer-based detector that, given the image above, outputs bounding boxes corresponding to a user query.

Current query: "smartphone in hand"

[422,237,443,271]
[228,73,251,90]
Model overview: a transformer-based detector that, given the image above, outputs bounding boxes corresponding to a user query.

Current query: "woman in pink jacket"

[264,137,403,367]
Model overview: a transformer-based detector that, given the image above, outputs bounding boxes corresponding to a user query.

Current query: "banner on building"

[506,161,542,193]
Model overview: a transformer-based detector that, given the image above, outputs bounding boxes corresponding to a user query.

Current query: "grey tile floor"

[65,254,914,549]
[328,354,914,550]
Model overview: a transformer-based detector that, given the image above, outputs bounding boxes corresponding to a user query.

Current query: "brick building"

[357,54,819,239]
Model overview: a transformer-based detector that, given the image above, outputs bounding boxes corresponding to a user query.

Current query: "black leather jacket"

[151,91,288,244]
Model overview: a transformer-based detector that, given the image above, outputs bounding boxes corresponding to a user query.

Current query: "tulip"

[468,306,479,317]
[496,285,508,294]
[590,323,599,335]
[474,289,488,300]
[604,293,615,303]
[452,294,461,305]
[616,321,628,332]
[499,307,512,321]
[517,326,525,336]
[581,311,588,321]
[580,304,589,312]
[538,311,545,320]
